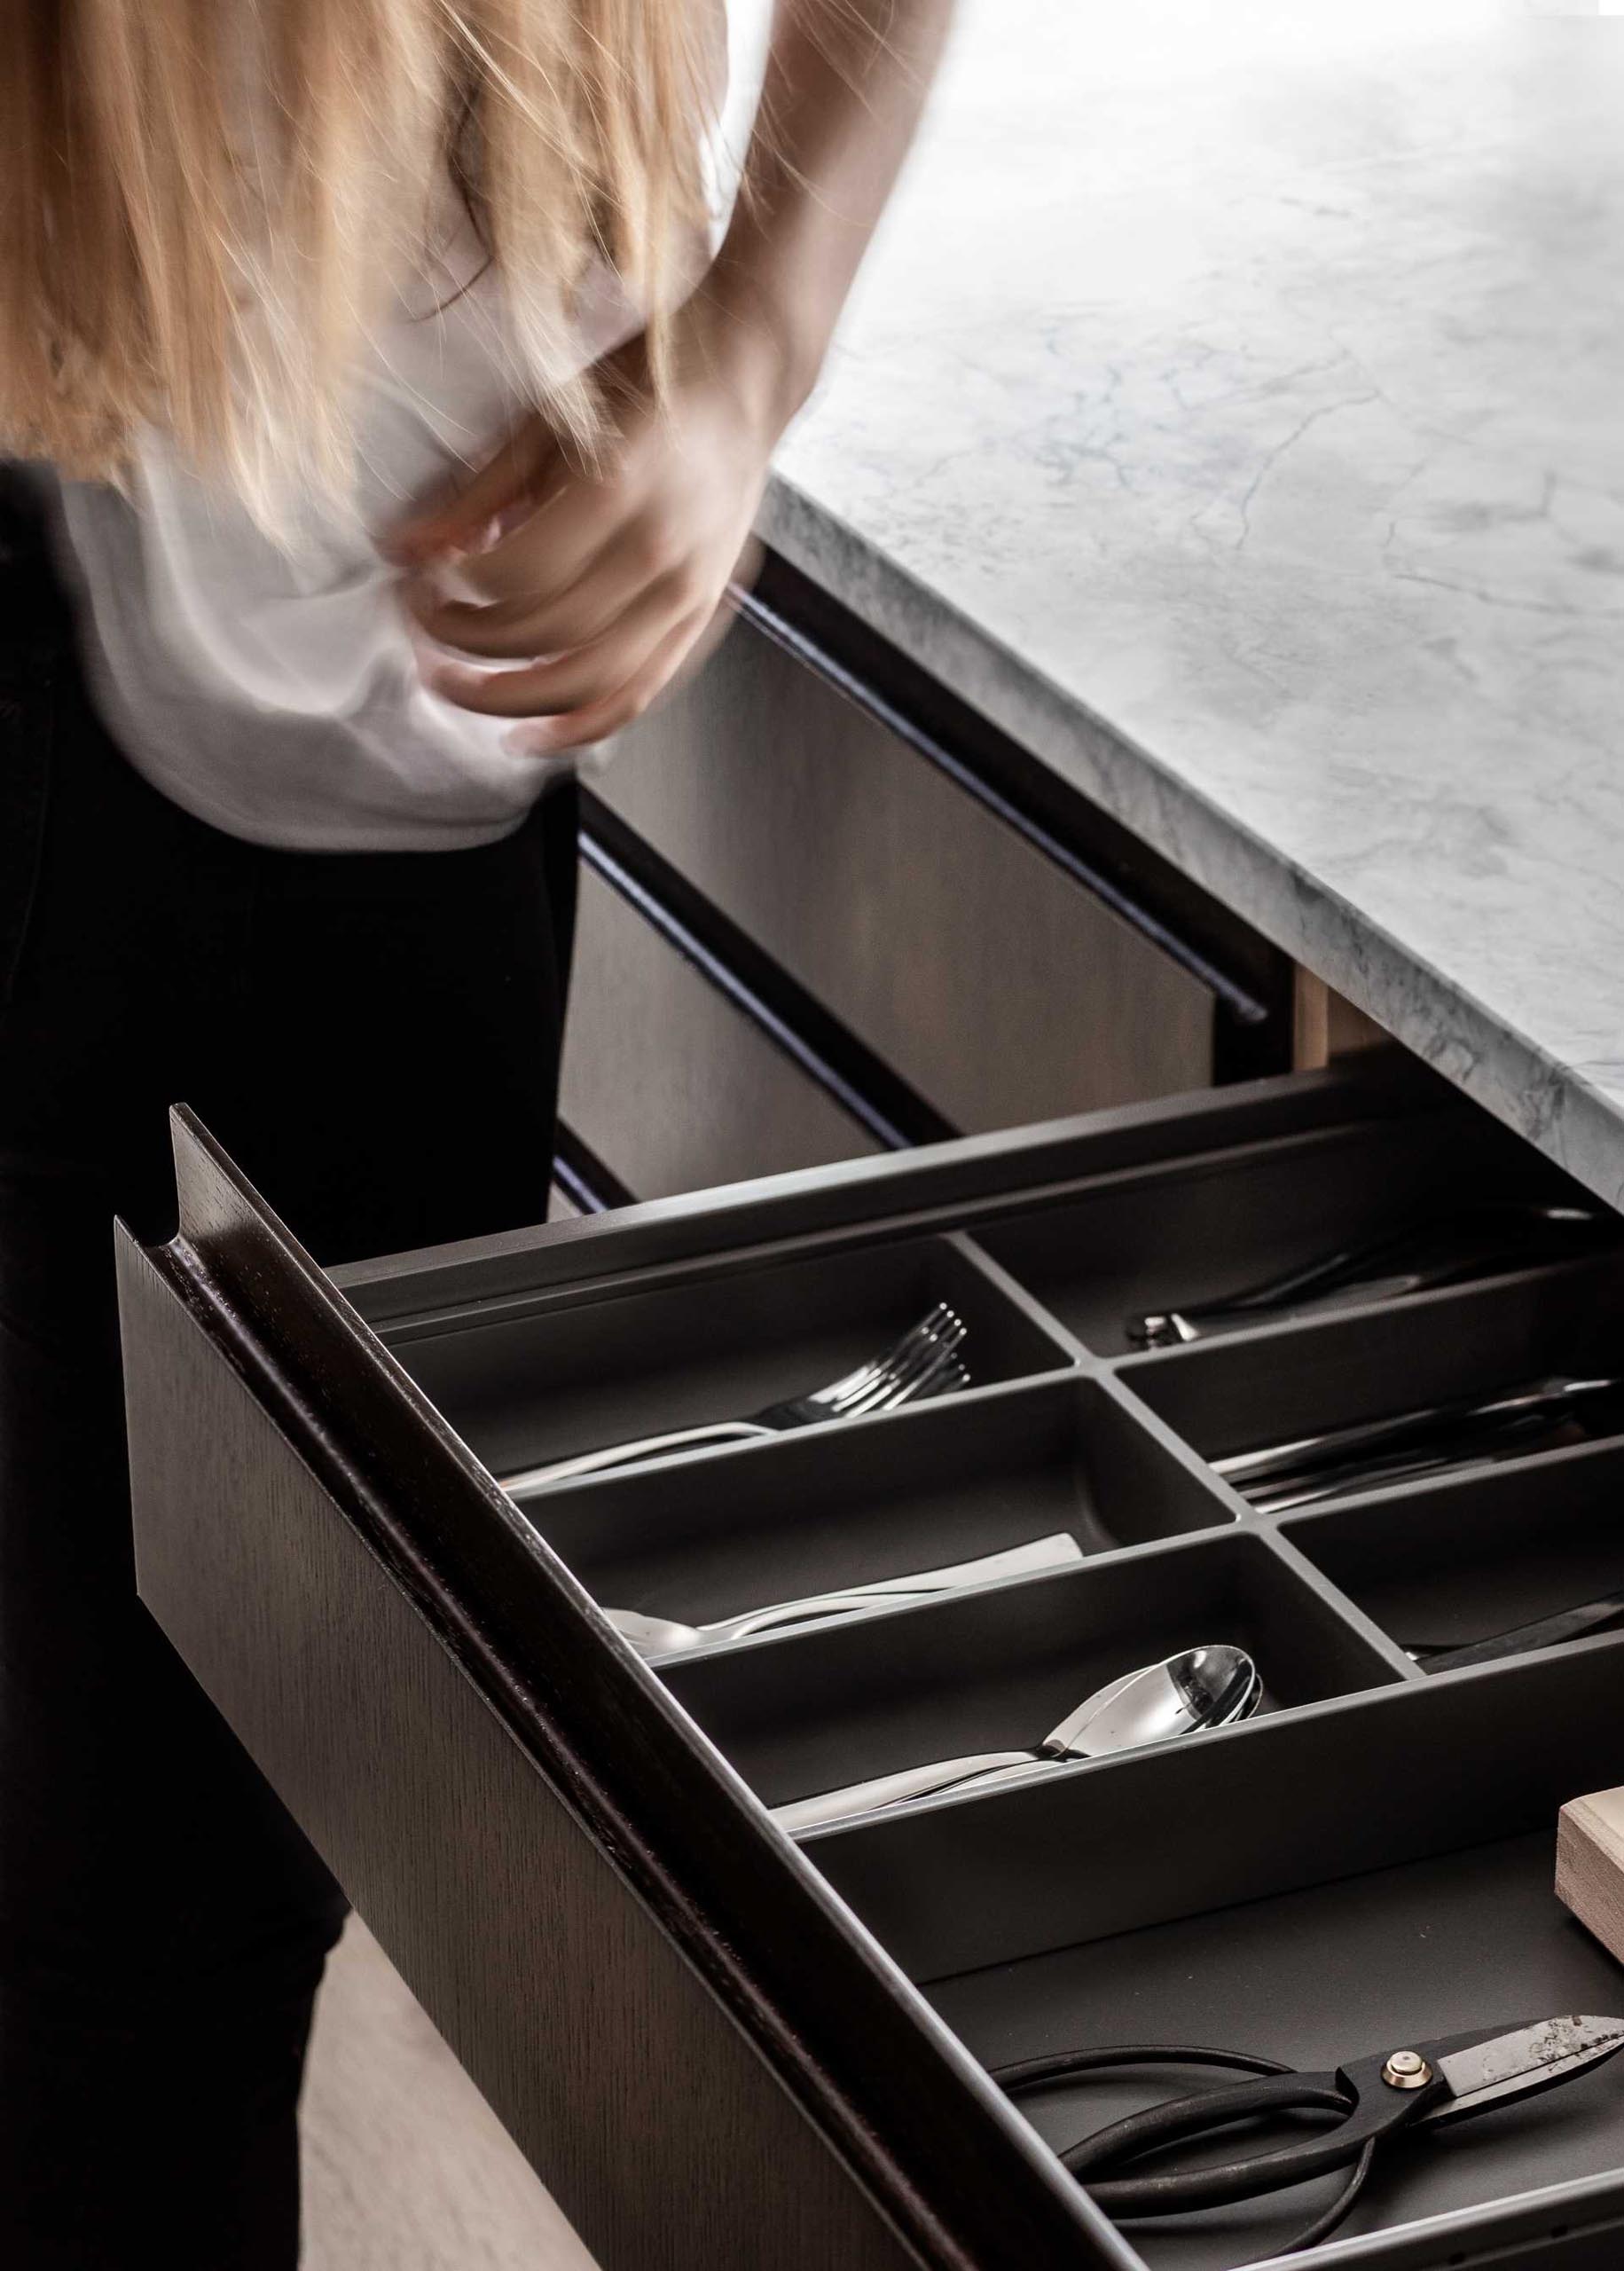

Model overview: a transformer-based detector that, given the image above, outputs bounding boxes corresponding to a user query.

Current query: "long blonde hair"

[0,1,722,535]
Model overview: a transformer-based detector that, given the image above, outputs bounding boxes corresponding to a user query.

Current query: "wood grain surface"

[118,1238,935,2271]
[1557,1788,1624,1969]
[601,602,1216,1135]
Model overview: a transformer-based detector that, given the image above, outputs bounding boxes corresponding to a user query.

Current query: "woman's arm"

[391,0,957,754]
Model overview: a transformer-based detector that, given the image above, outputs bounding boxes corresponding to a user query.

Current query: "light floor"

[302,1918,599,2271]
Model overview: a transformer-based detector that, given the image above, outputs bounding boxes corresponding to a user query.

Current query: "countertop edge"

[757,474,1624,1215]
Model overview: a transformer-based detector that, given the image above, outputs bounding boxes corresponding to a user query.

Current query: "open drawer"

[117,1054,1624,2271]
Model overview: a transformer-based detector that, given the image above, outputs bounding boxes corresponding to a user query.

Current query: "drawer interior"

[929,1825,1624,2270]
[392,1230,1071,1482]
[970,1109,1602,1356]
[796,1623,1624,2266]
[1283,1443,1624,1665]
[372,1073,1624,2269]
[1117,1255,1624,1476]
[525,1376,1234,1649]
[662,1534,1398,1809]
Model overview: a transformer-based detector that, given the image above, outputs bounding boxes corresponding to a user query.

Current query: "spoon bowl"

[772,1642,1260,1835]
[1050,1642,1259,1761]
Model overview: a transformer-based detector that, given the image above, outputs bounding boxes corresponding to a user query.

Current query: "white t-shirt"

[45,177,649,855]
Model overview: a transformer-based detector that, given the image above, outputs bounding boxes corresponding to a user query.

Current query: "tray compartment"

[1283,1442,1624,1670]
[931,1827,1624,2270]
[339,1060,1454,1332]
[663,1531,1397,1816]
[1117,1255,1624,1490]
[525,1375,1238,1645]
[387,1230,1074,1485]
[972,1111,1598,1356]
[810,1646,1624,2266]
[799,1625,1624,1975]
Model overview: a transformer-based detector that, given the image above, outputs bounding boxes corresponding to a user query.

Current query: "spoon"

[771,1644,1259,1835]
[605,1534,1086,1661]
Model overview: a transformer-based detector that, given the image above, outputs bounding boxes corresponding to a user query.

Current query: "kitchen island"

[754,0,1624,1203]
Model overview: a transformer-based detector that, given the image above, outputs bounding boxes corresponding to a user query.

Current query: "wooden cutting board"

[1557,1787,1624,1966]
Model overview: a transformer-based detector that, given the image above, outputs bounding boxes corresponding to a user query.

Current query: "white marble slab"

[755,0,1624,1201]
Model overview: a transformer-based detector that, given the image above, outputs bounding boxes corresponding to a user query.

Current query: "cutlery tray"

[116,1051,1624,2271]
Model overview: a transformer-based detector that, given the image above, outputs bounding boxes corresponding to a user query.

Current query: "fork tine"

[880,1309,969,1401]
[813,1341,901,1405]
[806,1303,962,1413]
[882,1303,965,1379]
[812,1357,889,1413]
[818,1310,946,1404]
[862,1320,951,1405]
[912,1301,967,1358]
[842,1357,929,1417]
[913,1345,971,1398]
[868,1338,970,1415]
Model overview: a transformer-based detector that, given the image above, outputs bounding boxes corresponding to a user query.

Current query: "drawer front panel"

[117,1253,913,2271]
[561,864,883,1199]
[601,611,1216,1136]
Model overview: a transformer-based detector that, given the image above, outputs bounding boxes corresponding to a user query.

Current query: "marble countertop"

[748,0,1624,1203]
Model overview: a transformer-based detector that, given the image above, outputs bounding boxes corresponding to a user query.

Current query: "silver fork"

[498,1302,970,1499]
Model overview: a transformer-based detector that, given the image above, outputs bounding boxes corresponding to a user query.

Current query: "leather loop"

[1071,2071,1356,2211]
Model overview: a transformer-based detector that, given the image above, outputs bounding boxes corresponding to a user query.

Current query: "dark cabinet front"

[555,554,1292,1209]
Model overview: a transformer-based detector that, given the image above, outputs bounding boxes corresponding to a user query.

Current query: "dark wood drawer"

[560,862,883,1200]
[600,557,1288,1138]
[117,1050,1624,2271]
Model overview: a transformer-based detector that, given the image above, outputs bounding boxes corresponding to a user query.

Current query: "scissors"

[995,2015,1624,2258]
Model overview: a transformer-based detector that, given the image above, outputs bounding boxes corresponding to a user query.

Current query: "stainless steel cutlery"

[1127,1198,1606,1349]
[499,1301,969,1497]
[1412,1588,1624,1671]
[772,1644,1259,1834]
[606,1531,1084,1660]
[1214,1373,1624,1513]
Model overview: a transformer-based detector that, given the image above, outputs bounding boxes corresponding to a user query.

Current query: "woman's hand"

[389,0,955,756]
[387,300,789,755]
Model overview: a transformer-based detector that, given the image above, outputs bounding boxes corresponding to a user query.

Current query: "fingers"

[408,530,672,662]
[514,607,717,753]
[424,454,637,615]
[402,483,636,662]
[381,421,566,567]
[423,570,692,720]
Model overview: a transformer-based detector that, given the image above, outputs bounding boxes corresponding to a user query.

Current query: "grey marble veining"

[750,0,1624,1203]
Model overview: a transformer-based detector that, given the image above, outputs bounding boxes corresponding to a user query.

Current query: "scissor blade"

[1426,2016,1624,2124]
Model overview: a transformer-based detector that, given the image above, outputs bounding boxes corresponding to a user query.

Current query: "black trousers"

[0,474,577,2266]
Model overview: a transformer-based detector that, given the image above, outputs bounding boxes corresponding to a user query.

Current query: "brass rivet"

[1382,2050,1433,2090]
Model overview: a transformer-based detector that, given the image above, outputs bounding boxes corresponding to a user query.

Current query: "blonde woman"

[0,3,953,2260]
